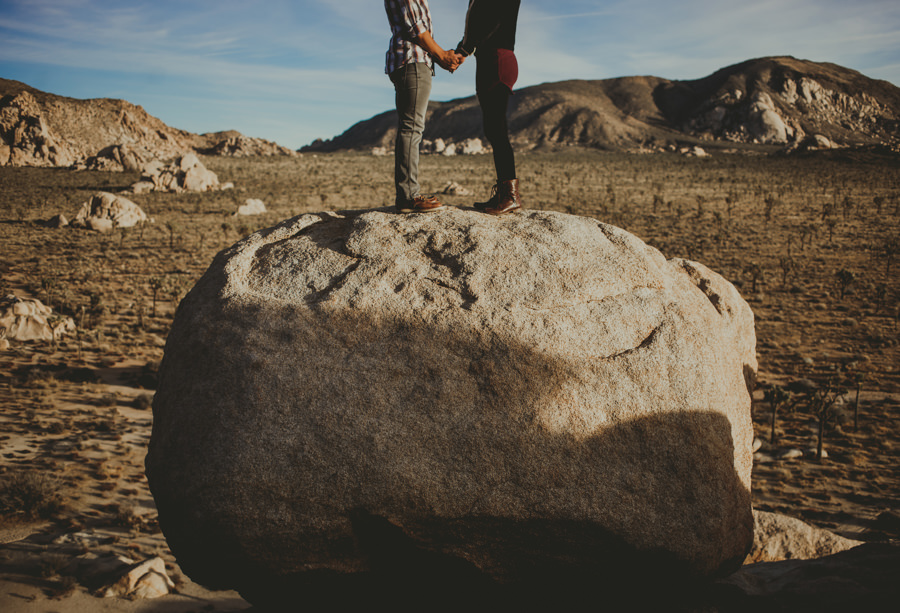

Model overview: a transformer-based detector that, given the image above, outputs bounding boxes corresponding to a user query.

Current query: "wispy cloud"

[1,0,898,148]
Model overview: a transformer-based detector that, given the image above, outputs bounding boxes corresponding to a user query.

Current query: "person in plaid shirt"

[384,0,463,213]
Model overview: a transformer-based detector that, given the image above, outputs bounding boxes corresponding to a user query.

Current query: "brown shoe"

[483,179,522,215]
[395,194,443,213]
[473,184,499,212]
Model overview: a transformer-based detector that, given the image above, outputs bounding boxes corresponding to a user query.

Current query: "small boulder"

[747,510,863,564]
[101,557,175,599]
[234,198,267,216]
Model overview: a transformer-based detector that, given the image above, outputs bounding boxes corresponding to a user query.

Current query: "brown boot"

[483,179,522,215]
[473,184,499,212]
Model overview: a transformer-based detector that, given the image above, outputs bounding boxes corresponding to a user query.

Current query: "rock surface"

[0,295,75,342]
[234,198,267,216]
[716,543,900,612]
[146,207,757,605]
[747,510,863,563]
[130,153,223,193]
[71,192,148,231]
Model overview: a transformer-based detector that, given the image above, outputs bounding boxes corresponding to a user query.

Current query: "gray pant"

[390,62,432,204]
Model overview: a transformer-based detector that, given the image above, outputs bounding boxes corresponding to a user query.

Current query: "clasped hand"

[437,50,465,73]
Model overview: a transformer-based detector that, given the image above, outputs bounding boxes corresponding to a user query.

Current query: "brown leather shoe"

[395,194,443,213]
[473,184,499,212]
[483,179,522,215]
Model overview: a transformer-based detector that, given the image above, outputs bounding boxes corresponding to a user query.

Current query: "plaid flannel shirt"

[384,0,434,74]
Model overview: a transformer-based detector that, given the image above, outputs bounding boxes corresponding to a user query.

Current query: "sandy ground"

[2,151,898,610]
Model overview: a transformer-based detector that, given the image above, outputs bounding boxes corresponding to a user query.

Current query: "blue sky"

[1,0,898,150]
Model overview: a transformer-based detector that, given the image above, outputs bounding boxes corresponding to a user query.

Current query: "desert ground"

[1,148,899,610]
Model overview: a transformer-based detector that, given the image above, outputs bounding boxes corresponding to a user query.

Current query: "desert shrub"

[0,471,66,521]
[132,393,153,410]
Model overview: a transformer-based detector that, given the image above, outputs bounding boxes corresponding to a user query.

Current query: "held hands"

[437,49,465,73]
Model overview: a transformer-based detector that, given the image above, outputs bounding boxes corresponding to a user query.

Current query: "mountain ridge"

[303,56,900,154]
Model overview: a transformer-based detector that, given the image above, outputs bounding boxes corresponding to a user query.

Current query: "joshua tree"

[846,368,871,431]
[779,255,795,287]
[149,276,164,318]
[165,220,182,249]
[835,268,856,300]
[875,233,899,278]
[763,194,778,224]
[763,383,793,444]
[744,261,763,294]
[801,372,848,462]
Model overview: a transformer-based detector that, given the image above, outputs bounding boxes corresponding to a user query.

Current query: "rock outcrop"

[0,77,294,168]
[0,295,75,342]
[0,91,75,167]
[71,192,148,232]
[303,56,900,153]
[129,154,226,193]
[197,131,296,157]
[146,207,757,606]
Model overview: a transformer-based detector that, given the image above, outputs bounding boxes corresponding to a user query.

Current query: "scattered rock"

[131,153,225,193]
[101,556,175,599]
[82,143,152,171]
[234,198,267,216]
[200,133,295,157]
[776,448,804,460]
[0,294,75,341]
[70,192,148,231]
[747,510,863,564]
[147,207,757,604]
[441,181,472,196]
[45,213,69,228]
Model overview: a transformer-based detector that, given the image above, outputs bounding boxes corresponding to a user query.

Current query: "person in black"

[456,0,522,215]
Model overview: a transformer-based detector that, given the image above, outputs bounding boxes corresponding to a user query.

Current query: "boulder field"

[146,207,758,606]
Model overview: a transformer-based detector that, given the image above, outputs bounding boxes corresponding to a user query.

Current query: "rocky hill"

[303,56,900,153]
[0,78,294,169]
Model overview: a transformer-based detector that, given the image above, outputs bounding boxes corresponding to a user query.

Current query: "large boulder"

[0,295,75,342]
[131,153,222,193]
[146,207,757,605]
[70,192,148,231]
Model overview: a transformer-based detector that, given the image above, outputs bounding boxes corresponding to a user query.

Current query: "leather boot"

[484,179,522,215]
[473,184,499,212]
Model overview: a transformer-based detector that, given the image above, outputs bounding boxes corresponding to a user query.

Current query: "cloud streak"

[1,0,897,148]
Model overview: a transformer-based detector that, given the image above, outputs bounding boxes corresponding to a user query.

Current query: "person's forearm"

[415,31,446,59]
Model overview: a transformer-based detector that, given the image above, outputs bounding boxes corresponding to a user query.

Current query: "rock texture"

[747,511,863,563]
[71,192,148,231]
[716,543,900,612]
[129,154,225,194]
[146,207,757,606]
[0,295,75,342]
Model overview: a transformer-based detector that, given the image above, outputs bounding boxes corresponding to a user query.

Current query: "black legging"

[479,86,516,182]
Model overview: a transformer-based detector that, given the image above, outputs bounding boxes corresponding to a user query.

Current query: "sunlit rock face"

[146,207,757,606]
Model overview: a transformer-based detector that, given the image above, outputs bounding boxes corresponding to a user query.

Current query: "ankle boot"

[473,184,499,212]
[484,179,522,215]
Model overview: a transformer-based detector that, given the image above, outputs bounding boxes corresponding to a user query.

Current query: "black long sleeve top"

[456,0,520,57]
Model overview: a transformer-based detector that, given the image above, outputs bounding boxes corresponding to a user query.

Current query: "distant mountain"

[0,78,294,168]
[302,56,900,153]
